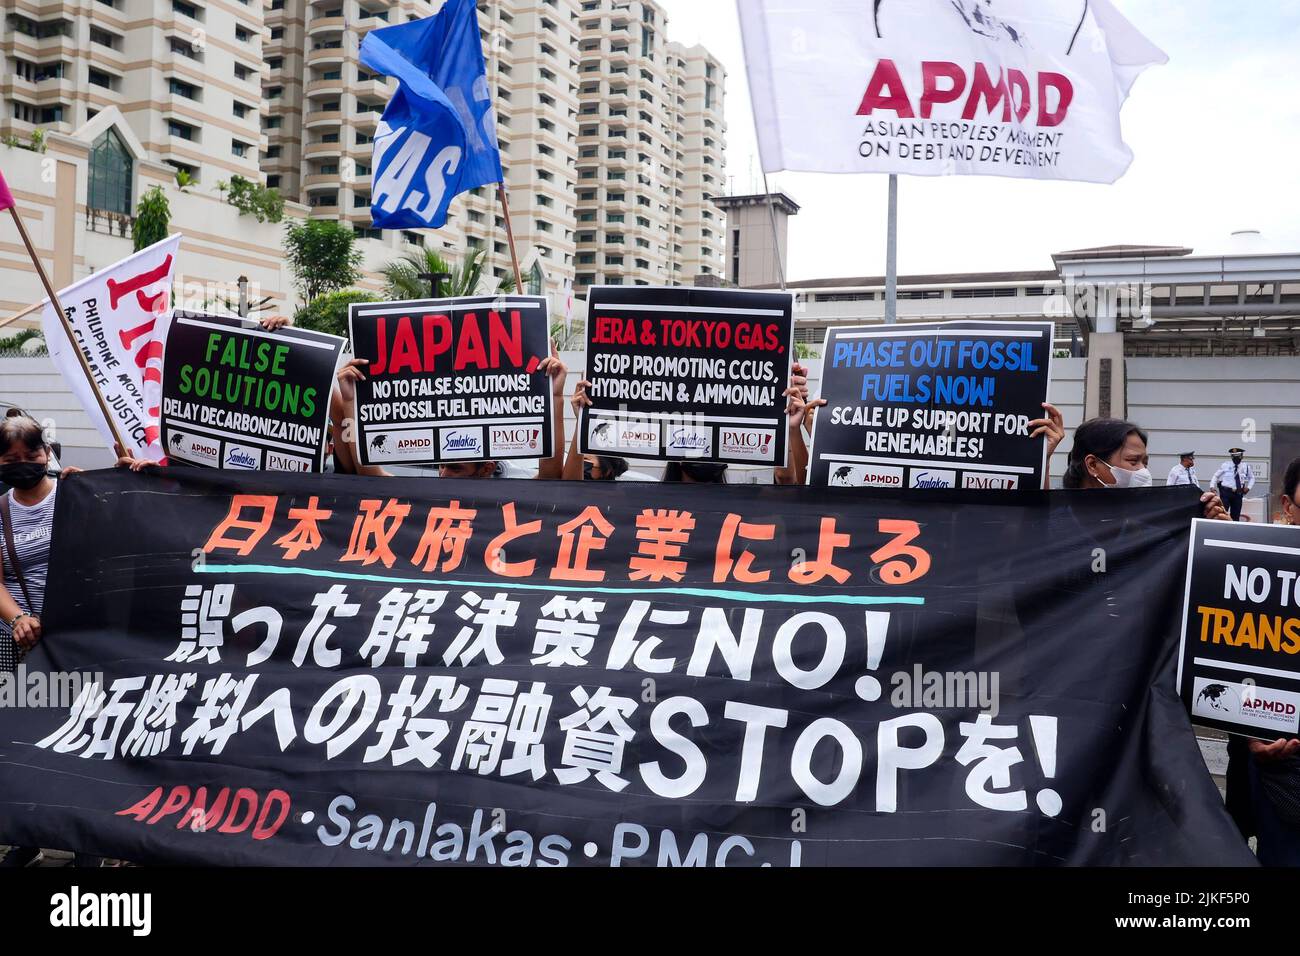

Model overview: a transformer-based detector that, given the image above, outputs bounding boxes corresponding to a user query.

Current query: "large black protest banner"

[161,312,345,472]
[348,296,554,467]
[1179,518,1300,740]
[581,286,794,466]
[0,476,1251,866]
[810,321,1053,490]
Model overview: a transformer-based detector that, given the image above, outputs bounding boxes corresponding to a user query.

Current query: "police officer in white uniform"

[1212,447,1255,521]
[1166,451,1199,488]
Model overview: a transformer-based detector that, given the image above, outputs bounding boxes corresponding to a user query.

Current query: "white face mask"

[1093,459,1152,489]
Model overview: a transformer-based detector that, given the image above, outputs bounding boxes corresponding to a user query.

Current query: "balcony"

[303,110,342,129]
[307,44,345,66]
[303,140,341,159]
[307,16,347,37]
[306,77,344,96]
[302,173,341,189]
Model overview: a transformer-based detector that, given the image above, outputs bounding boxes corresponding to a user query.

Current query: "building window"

[168,119,196,140]
[527,261,544,296]
[88,127,133,215]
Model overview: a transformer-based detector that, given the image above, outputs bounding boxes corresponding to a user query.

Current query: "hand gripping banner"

[0,473,1253,866]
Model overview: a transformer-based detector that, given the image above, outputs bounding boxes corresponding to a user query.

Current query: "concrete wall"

[1127,357,1300,502]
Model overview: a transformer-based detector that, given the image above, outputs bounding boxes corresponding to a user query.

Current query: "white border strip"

[1193,656,1300,683]
[823,454,1035,475]
[587,409,775,426]
[834,329,1044,340]
[371,417,545,430]
[1204,538,1300,558]
[176,317,336,350]
[591,303,786,317]
[353,302,544,316]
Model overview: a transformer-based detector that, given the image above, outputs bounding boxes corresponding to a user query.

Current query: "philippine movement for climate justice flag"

[738,0,1167,183]
[39,235,180,461]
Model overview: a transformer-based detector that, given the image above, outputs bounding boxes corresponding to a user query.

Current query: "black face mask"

[0,461,48,490]
[1232,455,1243,464]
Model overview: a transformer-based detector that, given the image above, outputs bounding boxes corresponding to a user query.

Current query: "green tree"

[283,219,365,303]
[174,169,195,192]
[226,175,284,223]
[131,185,171,252]
[381,247,515,300]
[293,288,380,341]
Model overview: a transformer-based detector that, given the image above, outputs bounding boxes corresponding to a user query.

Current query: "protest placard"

[581,286,794,466]
[1179,518,1300,740]
[809,320,1053,489]
[161,312,345,472]
[348,295,554,466]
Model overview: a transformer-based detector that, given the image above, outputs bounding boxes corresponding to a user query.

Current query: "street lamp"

[418,271,453,299]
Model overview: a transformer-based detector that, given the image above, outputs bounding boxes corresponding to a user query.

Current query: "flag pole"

[884,173,898,326]
[4,203,130,452]
[496,182,524,292]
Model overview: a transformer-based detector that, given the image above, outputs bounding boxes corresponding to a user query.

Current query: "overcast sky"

[656,0,1300,281]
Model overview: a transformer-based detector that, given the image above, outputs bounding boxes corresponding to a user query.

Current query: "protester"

[0,409,81,869]
[1167,451,1200,488]
[333,346,568,480]
[1061,418,1228,520]
[1213,447,1256,521]
[560,380,628,481]
[0,410,68,673]
[1222,457,1300,867]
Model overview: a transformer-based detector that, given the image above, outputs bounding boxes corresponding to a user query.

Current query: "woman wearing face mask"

[0,410,63,674]
[1061,418,1228,521]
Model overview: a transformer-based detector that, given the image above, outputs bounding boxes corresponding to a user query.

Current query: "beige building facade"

[2,0,727,320]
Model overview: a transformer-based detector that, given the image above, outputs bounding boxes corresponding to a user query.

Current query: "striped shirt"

[1,484,56,673]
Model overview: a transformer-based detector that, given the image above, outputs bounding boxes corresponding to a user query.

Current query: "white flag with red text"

[738,0,1166,183]
[40,236,181,461]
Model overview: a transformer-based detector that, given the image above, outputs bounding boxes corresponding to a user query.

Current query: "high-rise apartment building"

[572,0,726,290]
[1,0,725,306]
[2,0,268,189]
[261,0,723,298]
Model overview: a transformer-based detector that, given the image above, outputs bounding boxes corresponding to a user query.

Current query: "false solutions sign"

[348,296,555,467]
[161,312,345,472]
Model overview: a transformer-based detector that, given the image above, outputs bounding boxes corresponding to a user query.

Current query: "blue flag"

[359,0,502,230]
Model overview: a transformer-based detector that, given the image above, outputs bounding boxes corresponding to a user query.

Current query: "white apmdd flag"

[738,0,1166,183]
[40,235,181,460]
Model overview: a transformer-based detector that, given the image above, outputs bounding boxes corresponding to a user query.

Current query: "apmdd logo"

[368,429,434,460]
[223,443,262,470]
[1192,676,1300,733]
[719,427,776,463]
[830,463,904,488]
[440,426,485,460]
[171,431,220,467]
[590,418,659,452]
